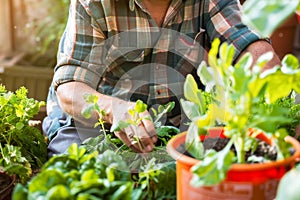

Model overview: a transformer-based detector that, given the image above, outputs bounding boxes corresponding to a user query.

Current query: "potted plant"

[0,85,48,199]
[166,37,300,200]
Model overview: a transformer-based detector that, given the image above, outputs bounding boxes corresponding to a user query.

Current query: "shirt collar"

[129,0,184,12]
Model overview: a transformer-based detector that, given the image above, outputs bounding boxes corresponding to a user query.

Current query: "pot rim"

[166,131,300,171]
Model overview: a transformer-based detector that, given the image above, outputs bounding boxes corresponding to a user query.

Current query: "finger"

[134,124,155,152]
[114,131,142,153]
[140,112,157,143]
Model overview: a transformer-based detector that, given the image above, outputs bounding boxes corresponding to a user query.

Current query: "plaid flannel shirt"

[44,0,262,140]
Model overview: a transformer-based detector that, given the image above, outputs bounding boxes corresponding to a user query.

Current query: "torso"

[142,0,172,27]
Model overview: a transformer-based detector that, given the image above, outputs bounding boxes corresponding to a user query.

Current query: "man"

[43,0,280,157]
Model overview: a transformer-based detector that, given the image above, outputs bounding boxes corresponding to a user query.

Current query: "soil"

[177,137,294,163]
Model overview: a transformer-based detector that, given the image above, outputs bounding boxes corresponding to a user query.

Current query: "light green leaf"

[184,74,200,104]
[281,54,300,74]
[180,99,201,120]
[197,61,215,91]
[134,100,147,113]
[266,73,293,103]
[190,139,235,187]
[235,52,253,72]
[185,122,205,160]
[242,0,299,37]
[46,185,71,200]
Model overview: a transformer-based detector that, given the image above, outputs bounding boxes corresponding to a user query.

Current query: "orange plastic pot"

[166,129,300,200]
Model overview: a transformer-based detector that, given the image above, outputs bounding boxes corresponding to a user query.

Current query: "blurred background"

[0,0,69,101]
[0,0,299,102]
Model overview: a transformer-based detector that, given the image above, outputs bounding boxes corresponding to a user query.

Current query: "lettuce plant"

[181,38,300,186]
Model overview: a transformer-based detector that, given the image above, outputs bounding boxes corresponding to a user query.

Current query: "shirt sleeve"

[53,0,107,90]
[203,0,264,60]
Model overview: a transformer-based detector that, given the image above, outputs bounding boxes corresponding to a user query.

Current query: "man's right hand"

[111,99,157,153]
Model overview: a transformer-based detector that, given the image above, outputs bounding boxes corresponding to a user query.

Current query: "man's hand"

[57,81,157,153]
[112,99,157,153]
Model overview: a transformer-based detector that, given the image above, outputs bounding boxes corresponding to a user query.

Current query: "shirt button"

[155,66,159,70]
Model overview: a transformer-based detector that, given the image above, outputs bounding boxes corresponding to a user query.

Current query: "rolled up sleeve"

[53,0,107,90]
[204,0,263,60]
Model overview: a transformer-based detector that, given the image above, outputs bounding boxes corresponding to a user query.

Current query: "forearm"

[238,40,281,70]
[56,81,114,127]
[56,81,157,152]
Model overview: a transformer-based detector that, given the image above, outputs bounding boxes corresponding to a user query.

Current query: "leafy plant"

[242,0,300,37]
[81,95,178,199]
[276,163,300,200]
[13,143,140,199]
[181,38,300,187]
[0,85,47,183]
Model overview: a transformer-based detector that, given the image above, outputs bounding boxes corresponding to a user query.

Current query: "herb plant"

[81,95,178,199]
[0,85,47,183]
[13,144,139,200]
[181,38,300,187]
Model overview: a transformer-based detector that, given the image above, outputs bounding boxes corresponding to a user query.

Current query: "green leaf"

[219,42,235,69]
[281,54,300,74]
[83,93,98,104]
[242,0,299,37]
[81,104,95,119]
[81,169,99,181]
[235,52,253,71]
[134,100,147,113]
[110,182,133,200]
[191,140,235,186]
[28,170,66,193]
[110,120,130,132]
[266,72,293,103]
[197,61,214,90]
[184,74,201,104]
[185,122,205,160]
[46,185,71,200]
[232,65,249,94]
[180,99,201,120]
[255,52,274,69]
[12,183,28,200]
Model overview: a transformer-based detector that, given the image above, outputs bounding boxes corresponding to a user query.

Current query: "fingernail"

[152,136,157,143]
[146,145,153,152]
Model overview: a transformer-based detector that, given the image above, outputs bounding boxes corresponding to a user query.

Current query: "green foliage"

[242,0,300,37]
[13,143,176,200]
[13,144,136,200]
[276,163,300,200]
[81,96,177,199]
[0,85,47,183]
[181,38,300,187]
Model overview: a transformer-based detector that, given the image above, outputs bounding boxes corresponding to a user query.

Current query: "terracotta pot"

[166,129,300,200]
[0,173,15,200]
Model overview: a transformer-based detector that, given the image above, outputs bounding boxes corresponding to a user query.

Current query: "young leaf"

[185,122,205,160]
[134,100,147,113]
[190,139,235,187]
[184,74,201,104]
